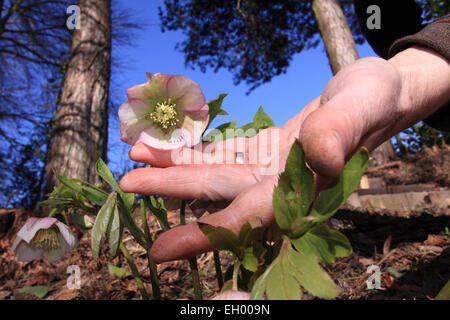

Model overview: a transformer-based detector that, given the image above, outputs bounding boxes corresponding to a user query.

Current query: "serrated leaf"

[237,106,275,137]
[291,225,352,265]
[203,120,237,142]
[273,140,314,233]
[96,159,135,211]
[19,285,53,299]
[252,106,275,129]
[312,148,369,221]
[207,93,228,128]
[198,222,241,257]
[251,236,340,300]
[91,192,117,261]
[108,264,131,277]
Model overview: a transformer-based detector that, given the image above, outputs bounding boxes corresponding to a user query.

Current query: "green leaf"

[203,120,237,142]
[91,192,117,261]
[56,174,83,193]
[70,212,94,229]
[435,280,450,300]
[80,186,108,206]
[252,106,275,129]
[238,217,265,249]
[251,236,340,300]
[273,140,314,234]
[117,196,147,248]
[96,159,135,211]
[107,201,121,258]
[242,247,259,272]
[237,106,275,137]
[198,222,241,257]
[312,148,369,221]
[206,93,228,128]
[291,225,352,265]
[18,285,53,299]
[108,264,131,277]
[146,196,170,231]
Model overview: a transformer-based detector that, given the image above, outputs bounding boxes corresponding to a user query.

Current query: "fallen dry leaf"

[424,235,447,246]
[50,288,79,300]
[382,274,396,288]
[383,235,392,256]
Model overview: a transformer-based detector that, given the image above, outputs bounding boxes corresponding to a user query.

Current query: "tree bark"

[311,0,394,165]
[44,0,111,195]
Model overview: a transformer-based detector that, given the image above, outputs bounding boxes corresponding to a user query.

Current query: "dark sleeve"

[353,1,450,132]
[389,14,450,132]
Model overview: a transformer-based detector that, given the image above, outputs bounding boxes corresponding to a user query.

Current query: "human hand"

[120,46,450,263]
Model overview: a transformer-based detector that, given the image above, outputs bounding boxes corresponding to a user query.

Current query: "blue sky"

[107,0,378,174]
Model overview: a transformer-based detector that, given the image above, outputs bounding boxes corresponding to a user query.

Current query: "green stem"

[119,242,149,300]
[232,261,241,292]
[213,250,224,291]
[180,200,203,300]
[140,198,161,300]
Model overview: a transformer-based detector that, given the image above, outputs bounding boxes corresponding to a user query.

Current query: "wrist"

[388,46,450,131]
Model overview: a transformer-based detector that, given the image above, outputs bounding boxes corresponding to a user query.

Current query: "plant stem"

[140,198,161,300]
[213,250,224,291]
[180,200,203,300]
[232,261,240,292]
[119,242,149,300]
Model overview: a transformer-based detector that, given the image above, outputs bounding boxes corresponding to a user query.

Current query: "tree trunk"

[311,0,394,165]
[44,0,111,195]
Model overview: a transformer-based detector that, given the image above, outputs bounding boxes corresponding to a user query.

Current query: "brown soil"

[367,146,450,187]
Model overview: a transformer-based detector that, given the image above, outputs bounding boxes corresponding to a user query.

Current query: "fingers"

[150,177,277,263]
[300,67,401,178]
[129,135,252,168]
[128,143,208,167]
[120,164,259,201]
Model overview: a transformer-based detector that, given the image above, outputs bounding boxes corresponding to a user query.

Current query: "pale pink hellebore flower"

[119,73,210,150]
[212,290,251,300]
[11,217,78,262]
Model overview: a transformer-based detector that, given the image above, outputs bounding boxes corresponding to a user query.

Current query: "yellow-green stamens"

[148,98,180,130]
[30,226,60,250]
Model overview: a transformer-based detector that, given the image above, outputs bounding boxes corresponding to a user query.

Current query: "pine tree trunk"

[311,0,394,165]
[44,0,111,195]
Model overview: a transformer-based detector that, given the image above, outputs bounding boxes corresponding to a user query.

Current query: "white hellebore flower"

[12,217,78,262]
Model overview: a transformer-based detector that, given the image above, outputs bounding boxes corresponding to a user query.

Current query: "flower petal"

[14,241,44,262]
[180,105,210,148]
[119,100,154,145]
[54,221,78,250]
[126,72,168,104]
[44,233,69,262]
[16,217,57,244]
[136,126,187,150]
[166,75,206,112]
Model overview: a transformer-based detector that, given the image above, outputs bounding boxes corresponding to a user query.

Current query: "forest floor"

[0,146,449,300]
